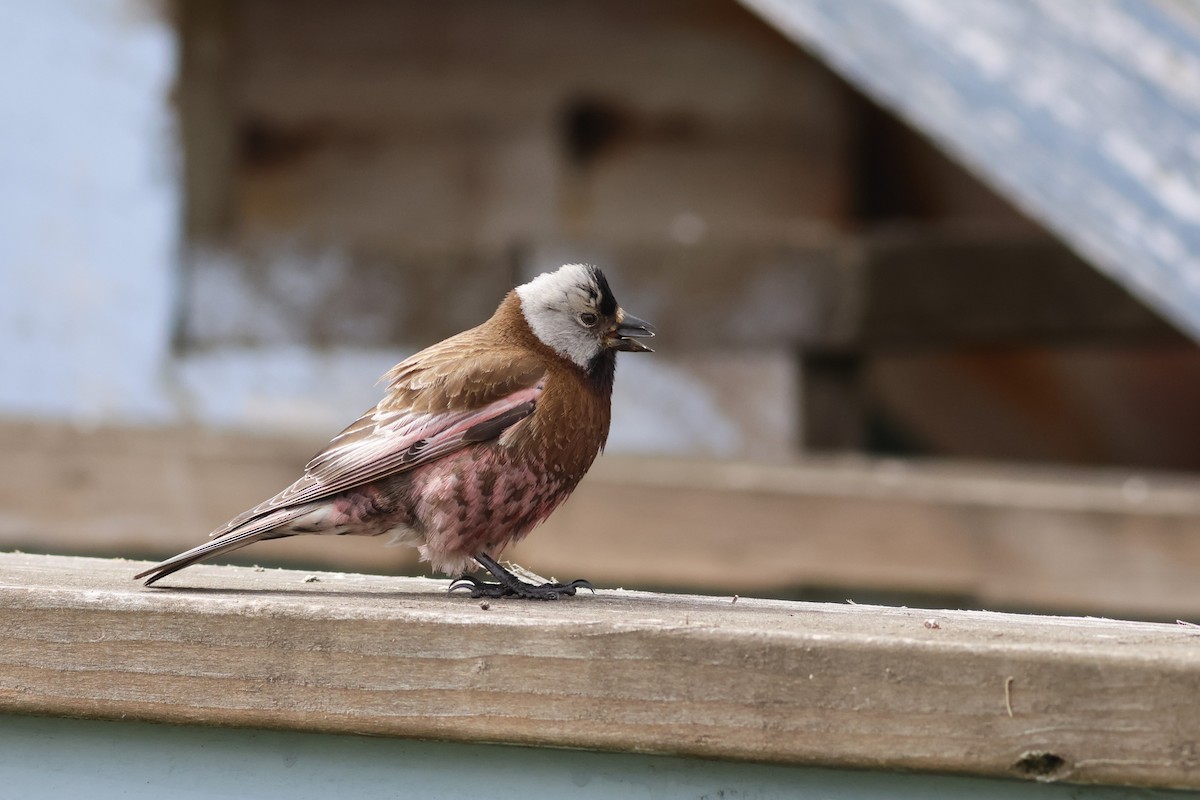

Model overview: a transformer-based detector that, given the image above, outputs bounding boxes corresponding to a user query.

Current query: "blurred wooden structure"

[739,0,1200,466]
[168,0,1200,468]
[7,420,1200,621]
[744,0,1200,340]
[4,0,1200,626]
[3,552,1198,793]
[5,9,1200,790]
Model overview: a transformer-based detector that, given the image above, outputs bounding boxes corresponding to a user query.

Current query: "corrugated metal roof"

[741,0,1200,340]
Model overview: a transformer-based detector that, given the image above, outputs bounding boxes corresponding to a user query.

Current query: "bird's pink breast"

[404,443,577,573]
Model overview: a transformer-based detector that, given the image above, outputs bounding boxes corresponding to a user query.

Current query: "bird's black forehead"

[586,265,618,316]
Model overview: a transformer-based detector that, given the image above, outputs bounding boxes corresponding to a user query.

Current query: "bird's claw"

[448,575,503,598]
[447,575,594,601]
[556,578,596,596]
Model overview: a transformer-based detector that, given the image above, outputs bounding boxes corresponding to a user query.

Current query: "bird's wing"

[210,345,547,538]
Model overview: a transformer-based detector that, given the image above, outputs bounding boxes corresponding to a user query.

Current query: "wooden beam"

[5,421,1200,619]
[1,552,1197,789]
[860,231,1187,349]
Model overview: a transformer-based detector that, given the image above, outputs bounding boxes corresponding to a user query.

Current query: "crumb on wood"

[924,618,941,629]
[303,575,320,583]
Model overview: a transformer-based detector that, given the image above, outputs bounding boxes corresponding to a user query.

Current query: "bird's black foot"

[447,553,594,601]
[448,574,593,600]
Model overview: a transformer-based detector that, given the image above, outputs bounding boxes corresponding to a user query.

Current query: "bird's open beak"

[610,311,656,352]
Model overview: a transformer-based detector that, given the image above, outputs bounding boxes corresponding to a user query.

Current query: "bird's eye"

[579,312,599,327]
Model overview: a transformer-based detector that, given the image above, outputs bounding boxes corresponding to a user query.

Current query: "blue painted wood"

[741,0,1200,341]
[0,715,1186,800]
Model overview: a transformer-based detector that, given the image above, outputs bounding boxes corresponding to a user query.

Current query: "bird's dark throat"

[585,348,618,394]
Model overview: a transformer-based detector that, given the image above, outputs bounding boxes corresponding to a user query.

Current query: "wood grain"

[1,552,1198,789]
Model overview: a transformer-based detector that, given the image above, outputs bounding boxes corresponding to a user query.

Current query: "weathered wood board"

[1,552,1198,790]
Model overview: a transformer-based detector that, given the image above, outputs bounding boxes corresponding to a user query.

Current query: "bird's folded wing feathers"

[209,349,547,539]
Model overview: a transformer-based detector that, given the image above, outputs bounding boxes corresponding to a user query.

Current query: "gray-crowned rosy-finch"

[135,264,654,599]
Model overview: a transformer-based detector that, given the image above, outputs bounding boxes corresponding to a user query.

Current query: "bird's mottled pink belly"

[407,444,574,573]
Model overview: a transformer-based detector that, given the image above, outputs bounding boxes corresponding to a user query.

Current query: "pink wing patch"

[321,386,540,474]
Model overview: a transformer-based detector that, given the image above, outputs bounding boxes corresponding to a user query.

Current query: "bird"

[134,263,655,599]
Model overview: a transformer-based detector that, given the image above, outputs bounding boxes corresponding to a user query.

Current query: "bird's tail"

[134,508,309,586]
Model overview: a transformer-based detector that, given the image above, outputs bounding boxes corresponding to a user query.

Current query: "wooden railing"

[1,552,1197,790]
